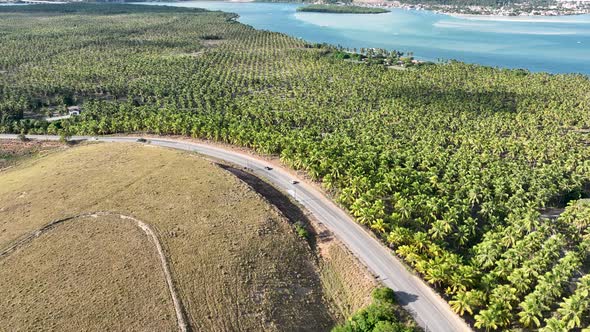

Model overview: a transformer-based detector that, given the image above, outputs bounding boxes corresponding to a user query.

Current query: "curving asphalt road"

[0,134,471,332]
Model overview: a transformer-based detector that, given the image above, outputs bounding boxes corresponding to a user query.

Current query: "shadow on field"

[217,163,337,331]
[217,164,318,250]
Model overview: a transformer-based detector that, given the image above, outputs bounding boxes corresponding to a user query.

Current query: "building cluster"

[357,0,590,16]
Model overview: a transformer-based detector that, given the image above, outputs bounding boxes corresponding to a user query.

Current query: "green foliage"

[559,199,590,232]
[58,129,71,143]
[1,4,590,330]
[295,221,309,239]
[333,287,416,332]
[17,132,28,142]
[372,287,396,305]
[0,3,210,15]
[541,275,590,331]
[296,5,389,14]
[328,48,412,67]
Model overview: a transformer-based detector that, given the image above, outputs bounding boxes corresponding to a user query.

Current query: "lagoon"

[140,1,590,74]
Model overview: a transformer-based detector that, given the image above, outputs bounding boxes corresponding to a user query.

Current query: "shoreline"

[344,0,590,17]
[447,12,590,20]
[428,8,590,17]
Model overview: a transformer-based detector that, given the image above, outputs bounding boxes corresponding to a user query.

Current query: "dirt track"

[0,211,189,332]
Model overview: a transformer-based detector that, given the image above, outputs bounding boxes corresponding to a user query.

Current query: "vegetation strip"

[0,211,189,332]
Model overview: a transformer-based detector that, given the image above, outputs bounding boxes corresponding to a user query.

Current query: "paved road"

[0,134,471,332]
[44,114,72,122]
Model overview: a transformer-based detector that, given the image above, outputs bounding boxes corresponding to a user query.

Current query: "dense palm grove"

[1,4,589,330]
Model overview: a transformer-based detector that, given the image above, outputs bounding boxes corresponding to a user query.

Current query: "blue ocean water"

[138,1,590,74]
[1,1,583,73]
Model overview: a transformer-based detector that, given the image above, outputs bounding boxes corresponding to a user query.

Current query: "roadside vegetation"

[1,4,590,330]
[0,143,376,331]
[297,4,389,14]
[333,287,419,332]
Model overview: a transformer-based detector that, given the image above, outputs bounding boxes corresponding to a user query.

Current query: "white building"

[67,106,81,116]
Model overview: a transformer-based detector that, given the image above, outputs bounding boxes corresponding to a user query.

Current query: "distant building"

[67,106,81,116]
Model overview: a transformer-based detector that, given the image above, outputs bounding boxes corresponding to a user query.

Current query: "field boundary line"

[0,211,189,332]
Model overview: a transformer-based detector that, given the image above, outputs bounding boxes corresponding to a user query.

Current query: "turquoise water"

[140,1,590,74]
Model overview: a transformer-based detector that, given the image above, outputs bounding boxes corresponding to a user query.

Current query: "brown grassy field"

[220,163,377,321]
[319,242,377,319]
[0,142,376,331]
[0,214,177,331]
[0,139,63,171]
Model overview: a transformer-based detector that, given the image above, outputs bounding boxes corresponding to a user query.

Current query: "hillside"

[1,4,589,330]
[0,142,382,331]
[1,214,178,331]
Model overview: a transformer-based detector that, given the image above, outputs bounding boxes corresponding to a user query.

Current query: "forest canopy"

[1,4,589,330]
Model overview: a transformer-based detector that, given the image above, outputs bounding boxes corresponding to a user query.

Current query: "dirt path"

[0,211,189,332]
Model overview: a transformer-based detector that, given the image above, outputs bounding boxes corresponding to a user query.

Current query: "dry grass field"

[319,243,377,319]
[0,214,177,331]
[0,139,63,171]
[0,142,376,331]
